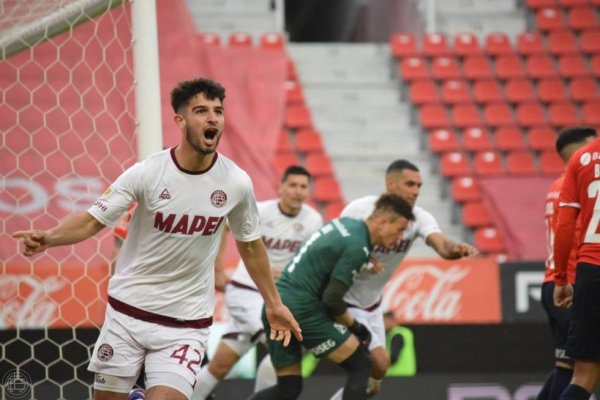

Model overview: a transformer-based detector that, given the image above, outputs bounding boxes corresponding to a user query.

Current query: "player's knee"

[341,345,372,378]
[275,375,303,400]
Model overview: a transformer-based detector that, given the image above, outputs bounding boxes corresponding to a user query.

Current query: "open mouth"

[204,128,218,140]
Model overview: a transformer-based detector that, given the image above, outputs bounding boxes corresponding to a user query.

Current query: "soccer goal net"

[1,1,140,398]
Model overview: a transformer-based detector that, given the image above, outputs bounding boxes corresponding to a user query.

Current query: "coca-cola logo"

[382,264,468,322]
[0,275,66,328]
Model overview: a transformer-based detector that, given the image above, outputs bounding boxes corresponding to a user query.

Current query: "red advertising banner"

[382,257,502,324]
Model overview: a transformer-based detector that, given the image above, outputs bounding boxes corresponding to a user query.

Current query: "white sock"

[254,355,277,392]
[329,387,343,400]
[191,367,220,400]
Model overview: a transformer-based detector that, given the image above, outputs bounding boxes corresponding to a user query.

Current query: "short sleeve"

[416,208,443,240]
[227,176,261,242]
[559,158,580,208]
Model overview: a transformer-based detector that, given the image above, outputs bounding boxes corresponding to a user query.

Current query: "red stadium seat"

[390,32,419,58]
[428,128,462,153]
[517,102,547,127]
[420,104,450,128]
[295,129,325,154]
[570,77,600,102]
[528,127,557,151]
[505,79,537,104]
[285,105,312,129]
[305,153,334,177]
[484,32,513,56]
[483,102,515,127]
[559,0,591,6]
[440,152,472,177]
[431,57,462,80]
[275,152,300,176]
[463,56,494,80]
[527,0,557,8]
[495,55,527,80]
[506,151,537,175]
[568,7,599,30]
[260,33,286,50]
[495,127,527,152]
[450,177,483,203]
[473,151,505,176]
[441,80,472,104]
[548,101,579,127]
[312,177,343,203]
[473,79,504,104]
[516,32,546,55]
[228,32,253,48]
[324,201,346,222]
[409,80,440,104]
[286,58,298,80]
[454,33,481,56]
[451,103,483,127]
[582,100,600,125]
[463,127,494,152]
[580,30,600,55]
[423,33,451,57]
[398,57,430,81]
[547,30,579,55]
[463,202,493,228]
[537,78,568,103]
[284,80,304,104]
[474,228,506,254]
[535,8,567,31]
[197,32,221,47]
[558,54,589,78]
[277,130,292,154]
[526,54,558,79]
[592,55,600,77]
[539,150,565,175]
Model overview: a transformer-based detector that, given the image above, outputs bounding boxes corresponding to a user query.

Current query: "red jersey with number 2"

[558,139,600,270]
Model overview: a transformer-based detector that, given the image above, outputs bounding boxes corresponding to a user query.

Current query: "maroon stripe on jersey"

[108,296,213,329]
[229,280,259,292]
[346,298,382,312]
[170,146,219,175]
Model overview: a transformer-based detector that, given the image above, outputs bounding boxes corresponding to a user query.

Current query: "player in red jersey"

[538,127,596,400]
[554,128,600,400]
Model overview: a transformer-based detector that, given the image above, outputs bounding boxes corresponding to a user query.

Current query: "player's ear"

[173,113,185,129]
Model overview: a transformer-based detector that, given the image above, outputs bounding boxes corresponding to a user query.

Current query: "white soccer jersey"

[230,199,323,288]
[88,148,261,320]
[341,195,442,308]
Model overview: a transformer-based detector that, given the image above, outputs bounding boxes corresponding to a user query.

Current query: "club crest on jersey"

[97,344,114,361]
[210,190,227,208]
[159,188,171,200]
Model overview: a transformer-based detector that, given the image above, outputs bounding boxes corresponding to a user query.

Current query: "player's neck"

[174,145,216,172]
[278,202,300,217]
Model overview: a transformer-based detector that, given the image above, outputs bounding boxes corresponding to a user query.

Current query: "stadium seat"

[559,0,591,6]
[526,54,558,79]
[420,104,450,128]
[285,105,312,129]
[474,228,506,254]
[568,7,599,30]
[390,32,419,58]
[284,80,304,105]
[516,102,547,127]
[580,30,600,55]
[473,79,504,104]
[548,101,579,127]
[450,177,483,203]
[454,33,481,56]
[473,151,505,176]
[305,153,334,177]
[440,152,472,177]
[324,201,346,222]
[423,33,451,57]
[483,102,515,127]
[537,78,568,103]
[398,57,430,81]
[582,100,600,125]
[495,55,527,80]
[286,58,298,80]
[505,79,537,104]
[570,77,600,102]
[451,103,483,127]
[277,130,292,154]
[295,129,325,154]
[547,30,579,55]
[528,127,557,151]
[592,54,600,77]
[558,54,589,78]
[228,32,253,48]
[463,56,494,80]
[539,150,565,175]
[506,151,537,175]
[197,32,221,47]
[441,80,472,104]
[312,177,343,203]
[431,57,462,80]
[526,0,557,8]
[516,32,546,55]
[409,80,440,104]
[260,33,286,50]
[428,128,462,153]
[484,32,513,56]
[463,127,494,152]
[462,202,493,228]
[275,151,301,176]
[495,127,527,152]
[535,8,567,31]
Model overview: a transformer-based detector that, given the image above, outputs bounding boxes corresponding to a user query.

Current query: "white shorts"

[347,304,386,351]
[223,282,265,354]
[88,305,209,395]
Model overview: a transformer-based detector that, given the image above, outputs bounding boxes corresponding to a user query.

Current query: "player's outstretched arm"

[236,238,303,345]
[13,212,105,257]
[426,232,479,259]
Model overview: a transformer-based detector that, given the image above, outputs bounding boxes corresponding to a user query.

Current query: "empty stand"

[473,79,504,104]
[516,32,546,55]
[506,151,537,175]
[284,80,304,104]
[423,33,451,57]
[495,127,527,152]
[484,32,513,56]
[197,32,221,47]
[495,55,527,79]
[441,80,472,104]
[428,128,462,153]
[452,103,483,127]
[295,129,325,154]
[539,150,565,175]
[547,30,578,55]
[463,56,494,80]
[399,57,430,81]
[420,104,450,128]
[454,33,481,57]
[410,80,439,104]
[228,32,253,48]
[260,32,286,50]
[473,151,505,176]
[450,177,483,203]
[548,101,578,127]
[535,8,567,31]
[390,32,419,58]
[537,78,568,103]
[570,77,600,102]
[463,202,493,228]
[440,152,472,177]
[474,228,506,254]
[505,78,537,104]
[312,177,343,203]
[284,104,312,129]
[305,153,334,178]
[567,6,599,30]
[483,102,515,127]
[526,54,558,79]
[431,57,462,80]
[516,102,546,127]
[463,127,494,152]
[528,127,557,151]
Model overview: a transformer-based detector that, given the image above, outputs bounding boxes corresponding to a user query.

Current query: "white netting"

[0,1,136,398]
